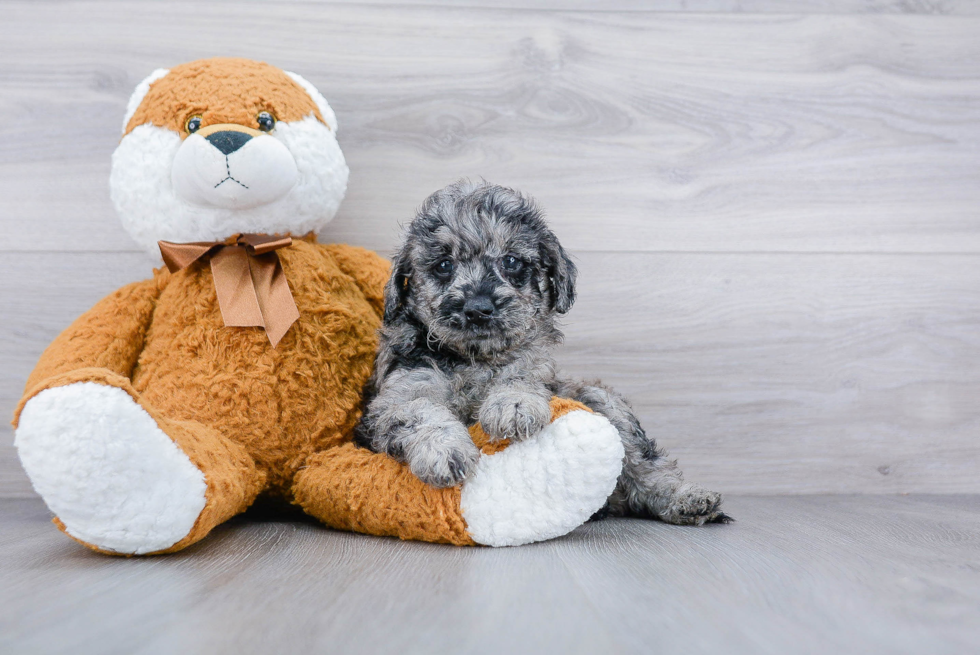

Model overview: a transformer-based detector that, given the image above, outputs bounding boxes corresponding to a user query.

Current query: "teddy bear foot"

[460,409,624,547]
[15,382,208,555]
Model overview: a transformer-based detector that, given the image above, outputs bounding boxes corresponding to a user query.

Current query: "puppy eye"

[257,111,277,132]
[501,255,523,272]
[185,115,203,134]
[435,259,454,277]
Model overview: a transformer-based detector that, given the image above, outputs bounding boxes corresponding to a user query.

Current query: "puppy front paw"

[479,392,551,442]
[404,421,480,488]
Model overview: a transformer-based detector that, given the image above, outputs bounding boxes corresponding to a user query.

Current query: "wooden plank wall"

[1,1,978,497]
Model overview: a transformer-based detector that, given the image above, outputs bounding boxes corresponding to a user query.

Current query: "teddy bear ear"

[121,68,170,135]
[284,71,339,133]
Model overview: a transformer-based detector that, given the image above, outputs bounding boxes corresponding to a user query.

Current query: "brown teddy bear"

[12,58,624,555]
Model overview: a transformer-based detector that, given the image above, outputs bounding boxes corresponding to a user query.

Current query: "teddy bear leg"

[291,398,623,546]
[292,443,475,545]
[15,381,265,555]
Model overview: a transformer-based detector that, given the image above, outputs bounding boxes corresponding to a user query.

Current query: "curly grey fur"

[354,180,729,525]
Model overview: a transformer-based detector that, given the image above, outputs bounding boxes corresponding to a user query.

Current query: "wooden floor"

[2,495,978,654]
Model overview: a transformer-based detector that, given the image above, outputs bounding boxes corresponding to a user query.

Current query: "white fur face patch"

[110,115,349,253]
[171,132,299,210]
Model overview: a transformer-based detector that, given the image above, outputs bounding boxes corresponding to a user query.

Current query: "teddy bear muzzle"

[171,122,299,210]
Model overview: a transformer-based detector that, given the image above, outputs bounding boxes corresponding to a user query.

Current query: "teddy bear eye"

[185,115,202,134]
[257,111,277,132]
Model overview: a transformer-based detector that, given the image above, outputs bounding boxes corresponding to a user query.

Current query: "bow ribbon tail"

[210,247,266,328]
[248,251,300,347]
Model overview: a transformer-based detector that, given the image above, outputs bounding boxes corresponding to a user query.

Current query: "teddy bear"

[12,57,625,555]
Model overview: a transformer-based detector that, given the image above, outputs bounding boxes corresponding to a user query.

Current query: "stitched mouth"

[213,156,249,189]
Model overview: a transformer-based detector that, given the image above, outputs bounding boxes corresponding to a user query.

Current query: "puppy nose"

[205,130,253,155]
[463,297,495,326]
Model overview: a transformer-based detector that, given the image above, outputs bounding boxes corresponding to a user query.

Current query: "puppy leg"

[358,369,480,488]
[555,380,730,525]
[389,399,480,488]
[479,382,552,442]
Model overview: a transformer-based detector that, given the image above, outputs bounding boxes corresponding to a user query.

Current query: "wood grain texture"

[1,4,979,254]
[559,252,980,494]
[0,438,29,499]
[2,251,978,496]
[2,495,978,654]
[20,0,980,14]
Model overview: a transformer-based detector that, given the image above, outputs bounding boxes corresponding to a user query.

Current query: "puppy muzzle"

[463,296,496,328]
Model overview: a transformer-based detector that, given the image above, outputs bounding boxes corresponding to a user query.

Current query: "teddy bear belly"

[130,273,380,496]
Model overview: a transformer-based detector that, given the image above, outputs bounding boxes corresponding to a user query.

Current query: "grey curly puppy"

[354,180,730,525]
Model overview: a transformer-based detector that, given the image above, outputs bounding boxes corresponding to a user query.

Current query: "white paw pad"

[460,410,624,547]
[15,382,207,554]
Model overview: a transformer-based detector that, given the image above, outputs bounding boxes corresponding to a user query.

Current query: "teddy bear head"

[110,57,348,254]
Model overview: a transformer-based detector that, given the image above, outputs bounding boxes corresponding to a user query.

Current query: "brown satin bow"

[158,233,300,348]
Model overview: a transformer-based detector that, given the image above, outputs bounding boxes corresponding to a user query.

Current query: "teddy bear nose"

[205,130,253,155]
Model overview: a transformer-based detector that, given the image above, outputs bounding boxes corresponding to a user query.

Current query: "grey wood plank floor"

[25,0,980,12]
[2,495,978,654]
[5,5,980,256]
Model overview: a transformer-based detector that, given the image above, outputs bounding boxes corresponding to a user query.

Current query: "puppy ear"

[539,231,577,314]
[383,247,412,324]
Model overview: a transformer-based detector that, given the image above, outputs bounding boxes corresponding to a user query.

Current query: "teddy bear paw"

[460,409,624,547]
[15,382,207,554]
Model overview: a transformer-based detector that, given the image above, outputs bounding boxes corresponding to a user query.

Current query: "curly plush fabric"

[124,58,326,137]
[14,239,387,552]
[17,238,383,498]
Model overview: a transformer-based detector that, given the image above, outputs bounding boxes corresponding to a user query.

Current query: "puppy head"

[385,180,576,357]
[110,57,348,253]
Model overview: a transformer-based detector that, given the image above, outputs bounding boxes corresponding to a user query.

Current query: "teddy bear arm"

[15,277,161,424]
[292,398,625,547]
[292,443,476,545]
[318,243,390,319]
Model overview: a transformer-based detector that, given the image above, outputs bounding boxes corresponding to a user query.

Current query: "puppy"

[355,180,729,525]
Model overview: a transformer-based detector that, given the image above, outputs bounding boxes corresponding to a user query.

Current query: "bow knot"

[158,233,300,347]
